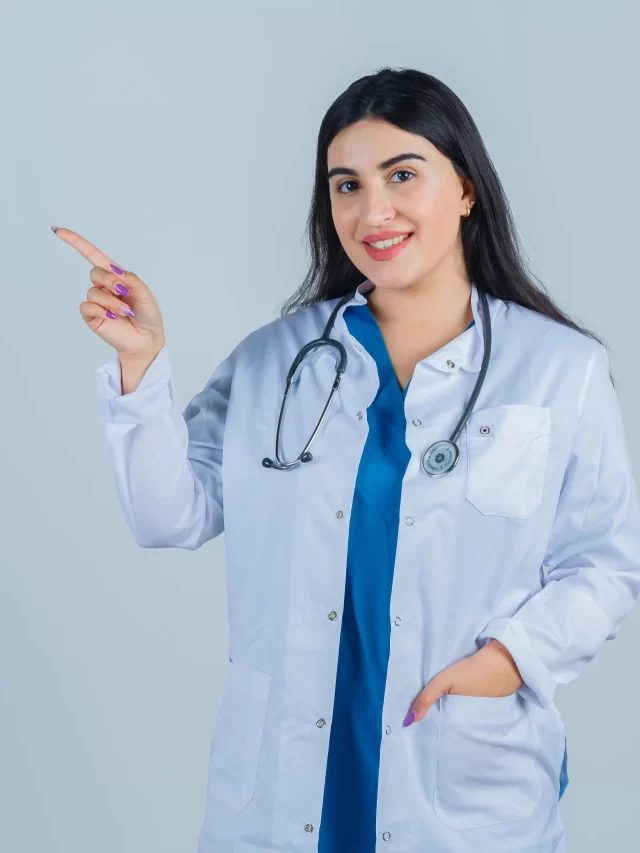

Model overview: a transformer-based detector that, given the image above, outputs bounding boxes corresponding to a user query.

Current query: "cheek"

[413,194,461,249]
[333,210,364,257]
[332,200,354,224]
[330,209,360,259]
[330,205,352,239]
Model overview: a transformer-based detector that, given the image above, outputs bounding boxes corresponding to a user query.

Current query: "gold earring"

[463,200,475,217]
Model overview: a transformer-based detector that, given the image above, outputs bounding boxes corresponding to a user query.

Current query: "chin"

[367,269,418,288]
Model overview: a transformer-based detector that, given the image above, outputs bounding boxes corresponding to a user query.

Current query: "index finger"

[51,226,125,275]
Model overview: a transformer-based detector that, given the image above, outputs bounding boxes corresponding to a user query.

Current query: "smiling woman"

[280,69,612,373]
[271,66,630,853]
[327,124,473,291]
[85,64,639,853]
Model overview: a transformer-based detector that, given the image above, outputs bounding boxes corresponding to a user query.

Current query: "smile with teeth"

[365,233,412,248]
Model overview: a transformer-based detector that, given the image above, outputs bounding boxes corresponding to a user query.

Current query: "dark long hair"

[278,66,615,386]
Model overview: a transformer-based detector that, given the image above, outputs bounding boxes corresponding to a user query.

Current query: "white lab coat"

[95,280,640,853]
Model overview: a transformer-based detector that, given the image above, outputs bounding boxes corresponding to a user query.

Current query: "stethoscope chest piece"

[420,439,460,477]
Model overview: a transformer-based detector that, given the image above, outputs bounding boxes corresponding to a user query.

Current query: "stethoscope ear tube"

[262,290,354,470]
[286,338,348,384]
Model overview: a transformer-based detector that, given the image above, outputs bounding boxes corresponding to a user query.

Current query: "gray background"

[1,0,638,850]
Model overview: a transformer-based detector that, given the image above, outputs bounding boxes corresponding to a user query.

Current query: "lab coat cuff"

[94,344,176,424]
[477,617,557,710]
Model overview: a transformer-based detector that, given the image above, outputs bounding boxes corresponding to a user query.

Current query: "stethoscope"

[262,283,492,476]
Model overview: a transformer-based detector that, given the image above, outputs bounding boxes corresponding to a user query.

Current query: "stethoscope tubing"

[262,284,491,474]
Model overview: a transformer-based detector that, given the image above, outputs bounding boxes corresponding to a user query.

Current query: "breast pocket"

[434,692,541,830]
[205,660,272,813]
[465,404,551,519]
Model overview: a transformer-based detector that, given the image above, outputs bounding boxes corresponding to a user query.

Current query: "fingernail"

[403,710,416,727]
[114,282,130,297]
[51,225,60,233]
[105,310,118,319]
[110,264,124,276]
[120,304,135,317]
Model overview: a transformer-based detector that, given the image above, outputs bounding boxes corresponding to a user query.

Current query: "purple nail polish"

[403,710,415,727]
[114,282,130,297]
[51,225,60,233]
[110,264,124,276]
[105,310,118,319]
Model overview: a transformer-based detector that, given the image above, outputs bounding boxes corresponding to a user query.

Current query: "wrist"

[478,639,523,689]
[119,337,165,365]
[118,340,164,395]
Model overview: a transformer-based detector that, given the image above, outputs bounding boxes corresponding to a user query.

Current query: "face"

[326,118,474,292]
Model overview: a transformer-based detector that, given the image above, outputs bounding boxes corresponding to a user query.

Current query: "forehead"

[327,119,440,168]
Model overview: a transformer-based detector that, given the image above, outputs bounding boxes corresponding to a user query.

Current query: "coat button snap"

[412,418,421,426]
[404,516,414,525]
[336,510,344,519]
[382,831,391,840]
[356,411,363,419]
[328,611,338,620]
[446,359,456,369]
[304,824,314,832]
[316,718,326,728]
[385,725,391,735]
[394,616,401,626]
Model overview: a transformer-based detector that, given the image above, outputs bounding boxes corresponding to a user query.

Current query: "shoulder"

[500,296,604,365]
[231,299,337,369]
[487,295,609,417]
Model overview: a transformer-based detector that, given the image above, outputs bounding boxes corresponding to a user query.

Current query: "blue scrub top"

[318,299,567,851]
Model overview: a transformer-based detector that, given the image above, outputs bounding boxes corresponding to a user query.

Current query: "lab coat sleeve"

[477,342,640,708]
[94,340,235,549]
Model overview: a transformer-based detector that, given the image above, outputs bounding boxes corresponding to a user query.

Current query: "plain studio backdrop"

[1,1,639,851]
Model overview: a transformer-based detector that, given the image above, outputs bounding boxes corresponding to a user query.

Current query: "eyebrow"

[326,152,427,180]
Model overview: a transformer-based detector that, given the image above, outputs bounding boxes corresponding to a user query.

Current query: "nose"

[358,185,396,224]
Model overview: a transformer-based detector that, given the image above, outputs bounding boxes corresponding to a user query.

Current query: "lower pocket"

[433,692,541,830]
[206,660,272,813]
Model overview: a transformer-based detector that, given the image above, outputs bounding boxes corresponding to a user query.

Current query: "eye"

[390,170,416,184]
[335,169,416,194]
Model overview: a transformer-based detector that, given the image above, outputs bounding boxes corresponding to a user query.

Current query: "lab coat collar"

[335,279,505,374]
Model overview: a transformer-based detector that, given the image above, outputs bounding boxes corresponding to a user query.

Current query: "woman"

[58,67,640,853]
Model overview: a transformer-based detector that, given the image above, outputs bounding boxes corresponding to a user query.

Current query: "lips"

[363,231,414,260]
[362,230,413,244]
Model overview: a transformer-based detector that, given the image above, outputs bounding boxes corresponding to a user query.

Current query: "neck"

[365,272,473,333]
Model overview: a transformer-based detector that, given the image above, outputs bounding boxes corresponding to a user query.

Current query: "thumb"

[403,675,451,727]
